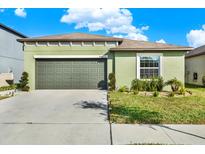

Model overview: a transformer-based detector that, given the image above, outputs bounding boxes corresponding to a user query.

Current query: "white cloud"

[186,25,205,48]
[60,8,149,41]
[141,26,149,31]
[156,39,166,44]
[0,9,5,13]
[114,32,148,41]
[14,8,27,18]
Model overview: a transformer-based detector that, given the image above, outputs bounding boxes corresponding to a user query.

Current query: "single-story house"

[0,23,27,84]
[185,45,205,86]
[18,33,192,90]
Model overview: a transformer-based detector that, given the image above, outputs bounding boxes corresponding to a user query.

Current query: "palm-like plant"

[165,78,182,92]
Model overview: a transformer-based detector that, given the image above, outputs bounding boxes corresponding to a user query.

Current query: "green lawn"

[109,84,205,124]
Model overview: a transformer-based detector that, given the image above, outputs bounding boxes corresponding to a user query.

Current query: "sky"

[0,8,205,48]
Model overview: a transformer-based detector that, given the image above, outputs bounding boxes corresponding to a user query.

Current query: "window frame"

[136,53,162,79]
[193,72,198,81]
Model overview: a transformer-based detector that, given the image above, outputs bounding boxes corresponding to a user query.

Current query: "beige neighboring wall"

[185,55,205,85]
[0,73,13,87]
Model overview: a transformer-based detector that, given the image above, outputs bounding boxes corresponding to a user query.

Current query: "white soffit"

[33,55,108,59]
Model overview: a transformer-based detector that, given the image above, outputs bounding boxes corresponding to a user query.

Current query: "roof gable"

[18,32,193,51]
[18,33,122,42]
[186,45,205,58]
[110,39,193,51]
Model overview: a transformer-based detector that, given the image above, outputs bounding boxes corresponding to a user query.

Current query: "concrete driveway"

[0,90,110,145]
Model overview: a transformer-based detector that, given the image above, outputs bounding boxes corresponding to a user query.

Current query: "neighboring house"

[185,45,205,86]
[0,23,27,84]
[18,33,192,90]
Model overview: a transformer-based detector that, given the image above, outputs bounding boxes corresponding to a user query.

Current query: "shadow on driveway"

[74,100,108,117]
[74,101,107,110]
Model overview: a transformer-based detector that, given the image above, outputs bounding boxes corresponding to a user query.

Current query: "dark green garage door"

[36,59,107,89]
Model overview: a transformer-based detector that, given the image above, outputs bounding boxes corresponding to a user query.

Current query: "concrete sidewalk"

[111,124,205,145]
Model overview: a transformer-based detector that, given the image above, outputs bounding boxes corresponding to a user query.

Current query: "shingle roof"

[186,45,205,58]
[17,32,192,51]
[110,39,193,51]
[0,23,27,38]
[17,33,123,42]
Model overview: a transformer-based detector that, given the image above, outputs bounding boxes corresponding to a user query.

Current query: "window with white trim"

[140,56,160,79]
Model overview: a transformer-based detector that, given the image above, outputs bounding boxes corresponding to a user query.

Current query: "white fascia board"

[33,55,108,59]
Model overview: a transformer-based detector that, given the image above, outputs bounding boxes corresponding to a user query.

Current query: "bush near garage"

[19,72,30,92]
[108,73,116,91]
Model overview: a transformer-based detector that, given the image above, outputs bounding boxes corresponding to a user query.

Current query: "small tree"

[165,78,182,92]
[19,72,30,91]
[108,73,116,91]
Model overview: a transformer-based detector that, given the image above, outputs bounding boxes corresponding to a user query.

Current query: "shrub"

[133,90,139,95]
[118,86,129,92]
[186,90,192,95]
[153,91,159,97]
[131,79,142,91]
[108,73,116,91]
[19,72,30,92]
[149,78,158,91]
[0,85,16,92]
[15,83,21,89]
[179,86,186,96]
[141,80,148,91]
[165,78,182,92]
[145,80,152,91]
[156,77,164,91]
[131,77,164,92]
[168,92,175,97]
[22,86,30,92]
[202,76,205,86]
[131,79,150,91]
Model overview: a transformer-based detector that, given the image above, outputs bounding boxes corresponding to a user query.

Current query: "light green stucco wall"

[113,51,185,90]
[24,46,112,90]
[162,52,185,90]
[114,52,136,88]
[185,55,205,86]
[24,45,186,91]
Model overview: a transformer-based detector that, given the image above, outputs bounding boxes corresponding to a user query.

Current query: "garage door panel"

[36,59,107,89]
